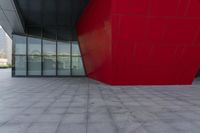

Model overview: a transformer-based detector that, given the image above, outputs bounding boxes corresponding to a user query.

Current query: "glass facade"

[57,41,71,76]
[72,41,85,76]
[28,37,42,76]
[12,34,85,77]
[43,39,56,76]
[13,35,27,76]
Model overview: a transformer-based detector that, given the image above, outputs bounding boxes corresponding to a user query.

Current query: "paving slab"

[0,69,200,133]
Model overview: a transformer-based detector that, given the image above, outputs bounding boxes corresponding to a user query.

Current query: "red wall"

[77,0,200,85]
[76,0,113,84]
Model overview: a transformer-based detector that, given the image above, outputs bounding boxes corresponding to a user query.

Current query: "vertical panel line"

[56,31,58,76]
[41,28,43,76]
[26,34,28,76]
[70,38,72,76]
[12,35,15,77]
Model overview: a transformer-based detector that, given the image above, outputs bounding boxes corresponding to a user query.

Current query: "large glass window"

[58,56,70,76]
[72,41,85,76]
[14,35,26,55]
[13,34,85,77]
[43,39,56,76]
[28,37,41,76]
[43,56,56,76]
[57,41,70,55]
[28,56,42,75]
[15,56,26,76]
[72,41,81,55]
[28,37,41,55]
[72,57,85,76]
[57,41,70,76]
[43,40,56,55]
[13,35,27,76]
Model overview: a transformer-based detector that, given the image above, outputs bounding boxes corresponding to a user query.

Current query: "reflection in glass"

[28,37,41,55]
[58,56,70,76]
[28,56,41,75]
[43,56,56,76]
[58,41,70,56]
[72,57,85,76]
[13,34,86,77]
[72,41,81,56]
[15,56,26,76]
[43,40,56,55]
[14,35,26,55]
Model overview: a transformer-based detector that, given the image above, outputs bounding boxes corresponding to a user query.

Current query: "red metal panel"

[150,0,180,16]
[76,0,113,84]
[77,0,200,85]
[186,0,200,17]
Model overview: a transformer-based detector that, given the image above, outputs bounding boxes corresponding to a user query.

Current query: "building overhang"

[13,0,89,41]
[0,0,25,37]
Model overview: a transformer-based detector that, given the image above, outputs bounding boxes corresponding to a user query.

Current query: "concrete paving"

[1,69,200,133]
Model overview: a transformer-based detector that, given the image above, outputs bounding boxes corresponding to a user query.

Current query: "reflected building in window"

[12,33,85,77]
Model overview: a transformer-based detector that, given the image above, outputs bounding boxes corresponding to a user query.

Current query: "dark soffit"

[14,0,89,41]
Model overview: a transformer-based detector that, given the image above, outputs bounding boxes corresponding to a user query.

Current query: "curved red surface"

[77,0,200,85]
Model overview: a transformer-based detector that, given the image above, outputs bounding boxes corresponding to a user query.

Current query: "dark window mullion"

[41,29,43,76]
[26,35,28,76]
[12,35,15,76]
[56,32,58,76]
[70,39,72,76]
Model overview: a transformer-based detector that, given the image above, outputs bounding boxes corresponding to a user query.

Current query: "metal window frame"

[12,32,86,77]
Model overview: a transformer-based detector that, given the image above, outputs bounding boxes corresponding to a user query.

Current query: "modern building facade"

[0,0,200,85]
[12,34,85,77]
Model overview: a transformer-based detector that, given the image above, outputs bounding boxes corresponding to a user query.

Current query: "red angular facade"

[77,0,200,85]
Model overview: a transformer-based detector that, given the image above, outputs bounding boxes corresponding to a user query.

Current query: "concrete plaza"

[1,69,200,133]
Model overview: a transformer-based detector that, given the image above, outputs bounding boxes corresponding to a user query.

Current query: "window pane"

[28,56,41,76]
[43,40,56,55]
[58,56,70,76]
[72,57,85,76]
[43,56,56,76]
[72,41,81,56]
[15,56,26,76]
[58,41,70,56]
[28,37,41,55]
[14,35,26,55]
